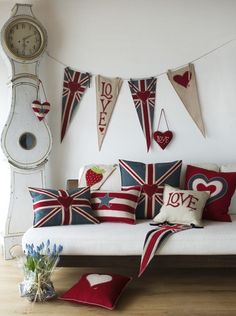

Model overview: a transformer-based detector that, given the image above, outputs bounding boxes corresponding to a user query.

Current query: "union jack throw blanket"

[61,67,90,142]
[139,223,192,277]
[128,77,157,152]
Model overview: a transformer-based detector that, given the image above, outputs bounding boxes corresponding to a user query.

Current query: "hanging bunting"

[167,63,205,137]
[128,77,157,151]
[61,67,90,142]
[96,75,123,150]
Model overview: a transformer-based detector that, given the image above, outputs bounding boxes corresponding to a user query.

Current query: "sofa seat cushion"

[22,215,236,256]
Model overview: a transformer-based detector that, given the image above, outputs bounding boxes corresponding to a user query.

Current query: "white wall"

[0,0,236,197]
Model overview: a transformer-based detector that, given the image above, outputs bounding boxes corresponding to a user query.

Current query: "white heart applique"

[86,274,112,287]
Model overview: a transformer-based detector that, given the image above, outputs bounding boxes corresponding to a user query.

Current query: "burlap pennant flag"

[167,63,205,137]
[61,67,90,142]
[96,75,123,150]
[128,77,157,151]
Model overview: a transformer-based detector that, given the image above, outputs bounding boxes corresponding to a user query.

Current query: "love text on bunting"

[96,75,123,150]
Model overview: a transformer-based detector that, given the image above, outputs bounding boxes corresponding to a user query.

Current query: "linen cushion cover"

[79,164,117,190]
[153,185,210,226]
[119,159,182,219]
[29,187,99,227]
[185,165,236,221]
[59,273,131,310]
[91,188,141,224]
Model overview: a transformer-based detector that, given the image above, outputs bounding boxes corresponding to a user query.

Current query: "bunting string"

[46,37,236,80]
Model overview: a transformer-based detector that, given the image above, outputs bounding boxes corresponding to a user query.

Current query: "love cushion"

[185,165,236,222]
[153,184,210,227]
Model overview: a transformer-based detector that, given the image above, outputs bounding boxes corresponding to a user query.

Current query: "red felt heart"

[136,91,151,102]
[68,81,81,94]
[143,184,157,199]
[153,131,173,150]
[32,100,50,121]
[196,184,217,195]
[173,71,192,88]
[57,196,73,208]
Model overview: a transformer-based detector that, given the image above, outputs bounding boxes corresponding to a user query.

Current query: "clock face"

[4,18,46,60]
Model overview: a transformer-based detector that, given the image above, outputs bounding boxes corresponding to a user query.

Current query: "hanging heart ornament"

[32,100,50,121]
[153,108,173,150]
[153,130,173,150]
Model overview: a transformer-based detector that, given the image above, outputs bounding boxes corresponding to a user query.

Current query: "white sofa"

[22,162,236,268]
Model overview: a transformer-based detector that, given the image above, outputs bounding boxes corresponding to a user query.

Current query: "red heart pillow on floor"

[185,165,236,222]
[59,273,131,310]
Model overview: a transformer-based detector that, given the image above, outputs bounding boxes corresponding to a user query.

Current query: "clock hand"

[22,34,34,41]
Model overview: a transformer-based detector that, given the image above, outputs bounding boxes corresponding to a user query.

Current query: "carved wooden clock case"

[0,4,52,258]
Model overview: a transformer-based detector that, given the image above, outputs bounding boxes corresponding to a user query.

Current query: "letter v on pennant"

[96,75,123,150]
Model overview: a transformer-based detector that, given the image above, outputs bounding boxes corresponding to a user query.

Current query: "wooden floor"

[1,255,236,316]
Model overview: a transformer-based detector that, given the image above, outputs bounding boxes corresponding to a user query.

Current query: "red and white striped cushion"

[91,189,141,224]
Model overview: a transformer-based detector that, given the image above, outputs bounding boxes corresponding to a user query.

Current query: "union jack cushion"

[119,159,182,219]
[29,187,100,228]
[91,188,141,224]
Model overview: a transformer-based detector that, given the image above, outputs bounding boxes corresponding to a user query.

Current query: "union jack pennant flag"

[119,159,182,219]
[29,187,99,228]
[128,77,157,151]
[139,223,192,277]
[61,67,91,142]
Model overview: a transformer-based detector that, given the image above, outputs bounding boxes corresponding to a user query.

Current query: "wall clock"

[0,4,52,259]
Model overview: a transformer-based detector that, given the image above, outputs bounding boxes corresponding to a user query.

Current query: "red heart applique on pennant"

[137,91,151,102]
[32,100,50,121]
[153,131,173,150]
[173,71,192,88]
[68,81,81,94]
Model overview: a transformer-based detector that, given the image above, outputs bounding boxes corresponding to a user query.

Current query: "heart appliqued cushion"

[86,274,112,287]
[29,187,99,227]
[31,100,50,121]
[119,159,182,219]
[59,273,131,310]
[185,165,236,221]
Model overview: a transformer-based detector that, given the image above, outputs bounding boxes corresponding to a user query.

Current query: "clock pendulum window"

[0,4,52,259]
